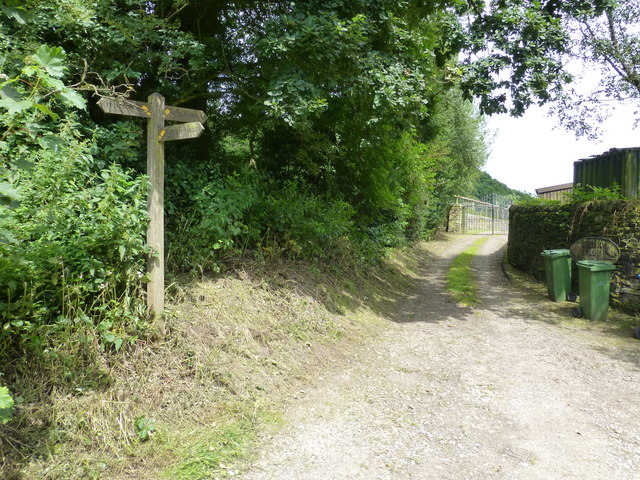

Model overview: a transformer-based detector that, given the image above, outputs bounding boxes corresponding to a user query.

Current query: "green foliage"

[0,140,149,353]
[421,89,489,197]
[569,184,625,204]
[447,237,488,306]
[256,5,436,129]
[0,44,87,219]
[0,42,148,381]
[166,166,357,272]
[0,44,85,122]
[0,0,28,24]
[166,164,259,273]
[469,171,532,202]
[551,1,640,138]
[134,416,157,441]
[246,178,356,259]
[166,87,488,272]
[1,0,603,276]
[0,385,14,424]
[456,0,612,115]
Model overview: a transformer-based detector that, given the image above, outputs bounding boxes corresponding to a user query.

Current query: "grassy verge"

[446,237,488,306]
[3,238,439,480]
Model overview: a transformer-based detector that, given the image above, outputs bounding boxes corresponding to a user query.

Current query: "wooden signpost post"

[98,93,207,319]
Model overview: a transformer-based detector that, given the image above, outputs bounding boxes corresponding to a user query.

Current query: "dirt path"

[240,235,640,480]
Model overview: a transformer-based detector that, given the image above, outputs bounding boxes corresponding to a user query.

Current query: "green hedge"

[508,200,640,313]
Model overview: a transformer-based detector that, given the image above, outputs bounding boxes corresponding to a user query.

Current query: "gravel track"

[240,235,640,480]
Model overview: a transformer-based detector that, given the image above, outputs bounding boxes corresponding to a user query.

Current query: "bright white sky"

[484,105,639,196]
[482,23,639,196]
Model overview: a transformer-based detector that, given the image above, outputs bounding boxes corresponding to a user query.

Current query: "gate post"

[448,204,464,233]
[491,194,495,235]
[461,206,467,234]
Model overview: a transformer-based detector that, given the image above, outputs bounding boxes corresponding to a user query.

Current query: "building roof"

[535,183,574,194]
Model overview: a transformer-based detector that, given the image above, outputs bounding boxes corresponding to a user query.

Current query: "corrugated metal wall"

[574,148,640,198]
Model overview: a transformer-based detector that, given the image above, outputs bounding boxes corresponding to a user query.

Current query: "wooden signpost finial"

[98,93,207,321]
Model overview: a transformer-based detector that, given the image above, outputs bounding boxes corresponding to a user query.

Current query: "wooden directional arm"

[97,97,208,123]
[158,122,205,142]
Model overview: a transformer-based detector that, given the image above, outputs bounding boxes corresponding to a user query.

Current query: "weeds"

[164,403,280,480]
[0,386,13,423]
[447,237,488,306]
[0,142,150,380]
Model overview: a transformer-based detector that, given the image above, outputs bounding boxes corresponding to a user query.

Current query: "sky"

[483,105,639,196]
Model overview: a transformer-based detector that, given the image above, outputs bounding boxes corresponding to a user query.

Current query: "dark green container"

[576,261,616,321]
[541,249,572,302]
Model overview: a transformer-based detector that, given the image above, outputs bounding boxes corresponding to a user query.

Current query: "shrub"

[569,184,625,203]
[165,165,259,273]
[166,167,356,272]
[0,140,149,356]
[246,178,355,260]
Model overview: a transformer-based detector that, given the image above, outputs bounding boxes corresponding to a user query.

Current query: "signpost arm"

[147,93,165,320]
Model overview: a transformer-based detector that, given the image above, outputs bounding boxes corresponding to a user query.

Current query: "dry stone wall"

[447,205,463,234]
[508,200,640,314]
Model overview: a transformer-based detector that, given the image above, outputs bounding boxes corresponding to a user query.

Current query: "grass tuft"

[167,420,254,479]
[447,237,488,306]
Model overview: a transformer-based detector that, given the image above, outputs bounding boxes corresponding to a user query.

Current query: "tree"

[469,171,532,201]
[1,0,619,255]
[550,0,640,138]
[445,0,612,116]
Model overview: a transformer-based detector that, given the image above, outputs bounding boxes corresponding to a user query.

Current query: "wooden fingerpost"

[147,93,165,320]
[97,93,207,326]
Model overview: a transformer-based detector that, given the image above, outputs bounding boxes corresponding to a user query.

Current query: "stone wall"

[508,200,640,314]
[447,204,463,234]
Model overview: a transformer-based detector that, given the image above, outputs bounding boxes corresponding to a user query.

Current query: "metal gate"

[449,195,510,235]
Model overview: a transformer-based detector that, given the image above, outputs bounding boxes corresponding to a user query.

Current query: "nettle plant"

[0,45,150,370]
[1,45,87,212]
[0,44,85,116]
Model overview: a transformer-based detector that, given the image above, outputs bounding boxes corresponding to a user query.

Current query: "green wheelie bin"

[575,260,616,321]
[541,249,572,302]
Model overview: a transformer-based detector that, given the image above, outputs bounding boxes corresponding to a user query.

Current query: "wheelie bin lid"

[576,260,616,272]
[541,249,571,258]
